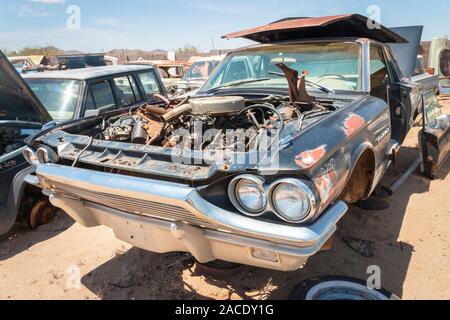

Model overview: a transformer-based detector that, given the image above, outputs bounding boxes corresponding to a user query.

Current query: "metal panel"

[388,26,424,78]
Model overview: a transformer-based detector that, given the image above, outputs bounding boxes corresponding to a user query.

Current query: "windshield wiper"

[205,78,271,93]
[268,71,335,94]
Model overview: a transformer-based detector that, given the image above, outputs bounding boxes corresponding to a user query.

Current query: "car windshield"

[25,79,82,121]
[184,60,220,81]
[200,42,362,93]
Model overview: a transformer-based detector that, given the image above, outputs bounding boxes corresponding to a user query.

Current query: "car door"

[419,90,450,179]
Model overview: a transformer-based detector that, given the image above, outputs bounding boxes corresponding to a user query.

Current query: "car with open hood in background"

[24,15,449,272]
[1,57,168,236]
[0,50,55,235]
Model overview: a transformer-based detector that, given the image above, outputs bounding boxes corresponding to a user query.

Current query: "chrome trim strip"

[35,164,348,245]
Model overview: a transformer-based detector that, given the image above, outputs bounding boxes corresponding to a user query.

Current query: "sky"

[0,0,449,53]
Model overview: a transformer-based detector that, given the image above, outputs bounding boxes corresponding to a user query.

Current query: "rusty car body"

[23,15,448,271]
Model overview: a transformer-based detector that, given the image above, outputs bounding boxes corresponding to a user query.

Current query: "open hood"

[0,50,52,124]
[388,26,424,78]
[222,14,408,44]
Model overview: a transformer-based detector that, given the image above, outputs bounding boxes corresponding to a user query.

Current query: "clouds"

[93,17,121,27]
[29,0,66,3]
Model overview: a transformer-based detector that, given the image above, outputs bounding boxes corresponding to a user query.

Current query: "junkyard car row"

[1,15,449,278]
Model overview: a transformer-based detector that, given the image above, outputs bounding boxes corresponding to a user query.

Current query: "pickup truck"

[24,14,449,271]
[0,61,167,235]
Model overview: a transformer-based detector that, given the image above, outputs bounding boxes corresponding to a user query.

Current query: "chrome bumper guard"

[33,164,348,271]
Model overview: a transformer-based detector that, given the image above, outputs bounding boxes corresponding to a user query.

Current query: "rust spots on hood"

[295,145,327,169]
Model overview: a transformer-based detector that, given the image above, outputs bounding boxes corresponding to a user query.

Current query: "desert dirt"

[1,99,449,301]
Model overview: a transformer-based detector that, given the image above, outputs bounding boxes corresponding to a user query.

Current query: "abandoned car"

[0,50,55,235]
[23,65,167,122]
[0,62,168,236]
[173,56,224,96]
[24,15,449,271]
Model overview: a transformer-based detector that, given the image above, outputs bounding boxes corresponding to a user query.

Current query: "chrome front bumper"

[31,164,348,271]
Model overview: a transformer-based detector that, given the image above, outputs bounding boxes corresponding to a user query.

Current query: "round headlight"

[228,175,267,216]
[22,147,39,167]
[271,180,314,222]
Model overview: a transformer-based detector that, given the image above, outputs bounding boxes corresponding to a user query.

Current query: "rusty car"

[23,15,449,271]
[1,62,168,236]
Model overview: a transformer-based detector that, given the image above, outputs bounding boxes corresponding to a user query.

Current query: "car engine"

[0,127,22,157]
[97,95,324,152]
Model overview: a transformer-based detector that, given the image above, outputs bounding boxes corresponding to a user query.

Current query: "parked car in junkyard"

[0,50,56,235]
[127,59,187,90]
[1,63,167,236]
[8,55,54,74]
[23,65,167,122]
[173,56,224,96]
[428,36,450,94]
[24,15,448,271]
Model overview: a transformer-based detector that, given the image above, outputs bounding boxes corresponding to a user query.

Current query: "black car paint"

[27,38,448,225]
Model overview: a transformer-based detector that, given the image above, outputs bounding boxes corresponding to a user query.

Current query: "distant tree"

[9,46,62,57]
[176,44,199,55]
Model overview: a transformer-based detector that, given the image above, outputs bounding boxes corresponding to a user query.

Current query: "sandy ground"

[1,99,449,301]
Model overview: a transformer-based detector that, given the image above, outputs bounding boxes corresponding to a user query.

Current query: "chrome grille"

[50,182,215,227]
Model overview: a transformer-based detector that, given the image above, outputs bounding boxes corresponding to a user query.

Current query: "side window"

[128,75,142,102]
[137,71,162,101]
[424,91,442,125]
[87,80,116,111]
[440,49,449,77]
[370,47,390,100]
[113,76,138,107]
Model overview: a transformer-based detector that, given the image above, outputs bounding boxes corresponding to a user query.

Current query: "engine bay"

[0,127,23,157]
[95,95,337,152]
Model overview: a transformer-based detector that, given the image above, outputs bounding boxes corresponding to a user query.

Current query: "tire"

[289,276,400,300]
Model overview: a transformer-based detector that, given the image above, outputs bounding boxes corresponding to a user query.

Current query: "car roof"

[22,65,154,81]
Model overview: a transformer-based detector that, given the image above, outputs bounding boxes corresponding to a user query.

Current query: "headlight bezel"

[22,147,40,167]
[268,178,316,223]
[228,175,268,216]
[228,175,317,223]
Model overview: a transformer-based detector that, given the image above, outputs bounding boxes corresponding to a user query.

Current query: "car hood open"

[0,50,52,125]
[222,14,408,44]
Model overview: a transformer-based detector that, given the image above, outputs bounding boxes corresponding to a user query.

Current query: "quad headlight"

[228,175,267,216]
[228,175,317,223]
[270,179,315,223]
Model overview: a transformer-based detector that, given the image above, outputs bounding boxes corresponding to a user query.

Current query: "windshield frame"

[25,78,83,122]
[198,40,366,95]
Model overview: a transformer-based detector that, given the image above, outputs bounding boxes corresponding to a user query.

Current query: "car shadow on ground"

[81,146,449,300]
[0,211,74,261]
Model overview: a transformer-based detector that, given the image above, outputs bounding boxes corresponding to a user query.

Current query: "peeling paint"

[313,159,338,206]
[343,113,365,137]
[295,145,327,169]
